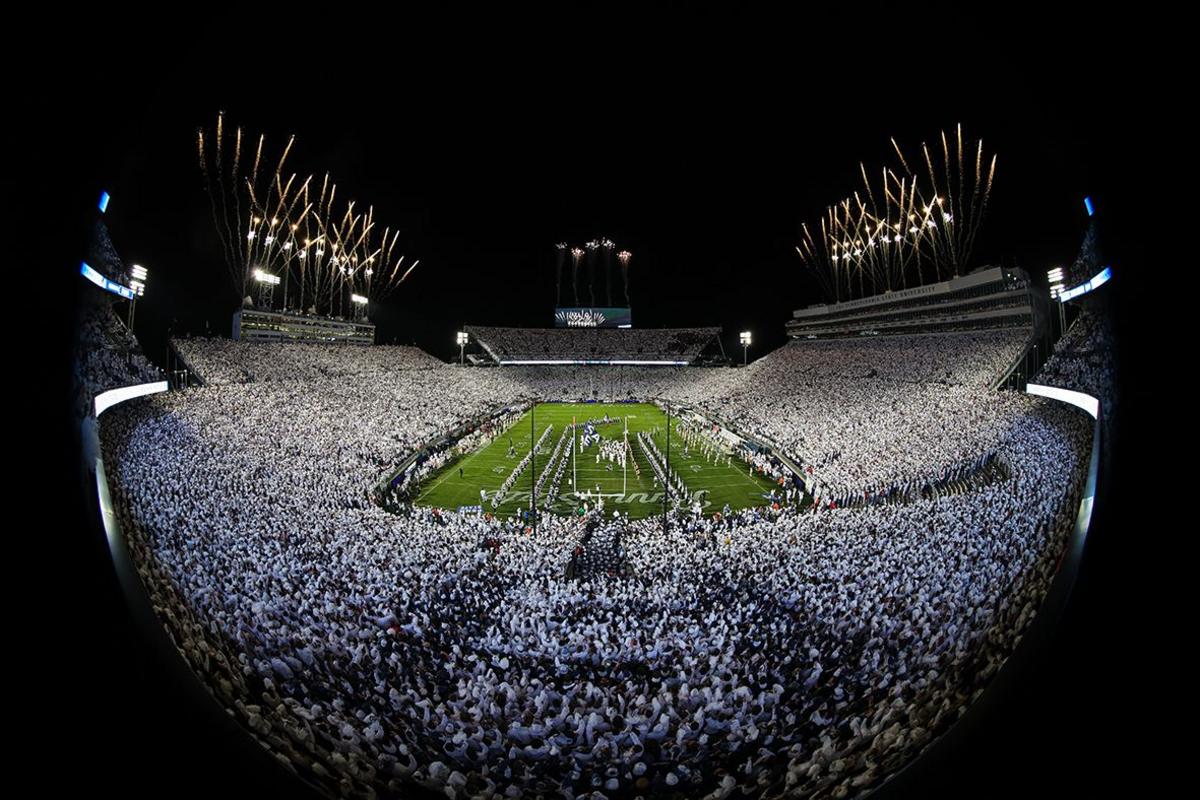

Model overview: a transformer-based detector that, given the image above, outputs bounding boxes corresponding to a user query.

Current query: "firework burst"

[570,247,584,306]
[890,123,996,278]
[617,249,632,305]
[198,114,419,317]
[797,123,997,302]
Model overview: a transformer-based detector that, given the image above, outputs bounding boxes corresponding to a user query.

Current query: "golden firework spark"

[197,113,421,315]
[798,124,995,302]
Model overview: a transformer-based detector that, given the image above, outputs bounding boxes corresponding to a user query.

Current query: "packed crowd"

[567,516,629,580]
[1064,219,1103,287]
[173,338,442,385]
[665,330,1032,504]
[466,326,722,363]
[75,218,161,417]
[75,293,161,417]
[98,327,1093,799]
[1036,308,1116,414]
[87,217,127,281]
[162,330,1036,520]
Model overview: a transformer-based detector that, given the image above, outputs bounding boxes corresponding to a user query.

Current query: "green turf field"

[413,403,782,519]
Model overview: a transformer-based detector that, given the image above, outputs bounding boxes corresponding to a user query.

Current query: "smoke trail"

[585,240,599,307]
[602,238,615,306]
[618,250,631,305]
[555,243,567,307]
[571,247,583,306]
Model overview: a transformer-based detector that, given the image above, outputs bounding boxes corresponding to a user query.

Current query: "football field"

[413,403,782,519]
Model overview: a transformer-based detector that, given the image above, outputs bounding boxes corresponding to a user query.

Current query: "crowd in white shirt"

[98,329,1091,799]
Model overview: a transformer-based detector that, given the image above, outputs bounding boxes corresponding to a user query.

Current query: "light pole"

[351,293,369,321]
[364,267,374,319]
[128,264,147,329]
[456,331,469,365]
[1047,268,1066,336]
[739,331,752,367]
[253,269,280,309]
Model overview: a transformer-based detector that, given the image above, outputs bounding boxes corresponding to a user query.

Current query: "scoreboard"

[553,307,633,328]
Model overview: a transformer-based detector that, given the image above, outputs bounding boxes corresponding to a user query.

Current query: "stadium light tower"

[128,264,148,329]
[1047,268,1067,333]
[253,268,280,309]
[456,331,469,365]
[739,331,752,366]
[350,293,369,321]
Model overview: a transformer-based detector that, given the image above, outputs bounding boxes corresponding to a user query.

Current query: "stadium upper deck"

[787,265,1033,338]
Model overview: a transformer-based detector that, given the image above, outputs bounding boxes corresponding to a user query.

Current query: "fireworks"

[617,250,632,305]
[602,238,615,306]
[198,113,419,317]
[570,247,584,306]
[797,124,997,302]
[890,123,996,279]
[197,112,300,300]
[585,240,600,307]
[560,240,631,308]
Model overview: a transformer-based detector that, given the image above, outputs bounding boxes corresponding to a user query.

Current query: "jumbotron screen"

[553,307,633,328]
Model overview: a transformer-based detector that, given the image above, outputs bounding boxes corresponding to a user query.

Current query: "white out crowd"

[99,328,1093,799]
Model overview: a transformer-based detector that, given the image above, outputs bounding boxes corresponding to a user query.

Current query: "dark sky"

[66,38,1139,363]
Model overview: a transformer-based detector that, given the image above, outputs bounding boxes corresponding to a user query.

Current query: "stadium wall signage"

[1057,267,1111,303]
[81,262,136,300]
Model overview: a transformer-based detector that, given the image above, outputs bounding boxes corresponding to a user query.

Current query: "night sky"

[20,21,1164,800]
[67,48,1134,363]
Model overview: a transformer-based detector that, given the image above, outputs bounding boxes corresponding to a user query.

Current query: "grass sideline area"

[413,403,783,519]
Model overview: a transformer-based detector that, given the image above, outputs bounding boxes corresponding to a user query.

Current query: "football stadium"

[46,59,1141,800]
